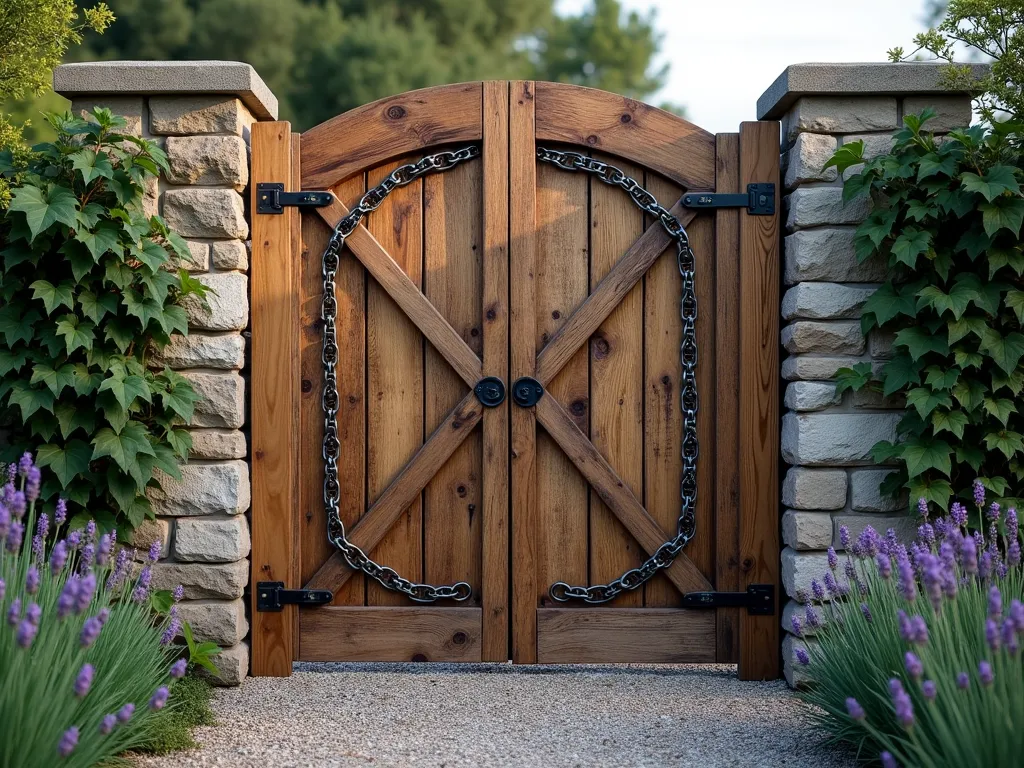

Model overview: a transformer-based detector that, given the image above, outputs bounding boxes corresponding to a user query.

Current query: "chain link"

[537,148,699,605]
[319,146,480,603]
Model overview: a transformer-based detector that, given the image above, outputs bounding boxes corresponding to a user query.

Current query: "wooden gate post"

[250,122,301,676]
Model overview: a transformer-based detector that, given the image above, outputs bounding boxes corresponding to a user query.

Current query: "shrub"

[0,451,190,767]
[796,484,1023,767]
[0,107,207,534]
[828,111,1024,511]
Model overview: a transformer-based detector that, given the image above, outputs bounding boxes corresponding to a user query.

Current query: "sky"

[557,0,933,133]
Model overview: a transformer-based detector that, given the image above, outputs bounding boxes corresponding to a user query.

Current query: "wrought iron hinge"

[681,183,775,216]
[681,584,775,615]
[256,581,333,612]
[256,183,334,215]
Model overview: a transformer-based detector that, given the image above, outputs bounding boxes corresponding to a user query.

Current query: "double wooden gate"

[250,81,781,678]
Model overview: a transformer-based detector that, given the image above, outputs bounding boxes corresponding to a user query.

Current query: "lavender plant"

[0,452,188,766]
[796,481,1024,767]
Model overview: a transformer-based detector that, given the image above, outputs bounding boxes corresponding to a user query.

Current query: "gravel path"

[136,663,855,768]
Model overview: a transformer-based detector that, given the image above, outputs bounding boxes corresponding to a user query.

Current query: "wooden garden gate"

[249,81,781,679]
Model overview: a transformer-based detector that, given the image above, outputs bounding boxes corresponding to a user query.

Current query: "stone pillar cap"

[758,61,990,120]
[54,60,278,120]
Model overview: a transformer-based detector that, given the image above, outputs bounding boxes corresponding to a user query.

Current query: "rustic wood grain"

[481,80,511,661]
[300,607,483,662]
[510,81,539,663]
[302,82,484,190]
[534,82,716,190]
[537,609,716,663]
[738,121,781,681]
[250,122,299,676]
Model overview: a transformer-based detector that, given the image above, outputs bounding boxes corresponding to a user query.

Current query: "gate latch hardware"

[681,183,775,216]
[474,377,506,407]
[681,584,775,615]
[256,183,334,215]
[511,377,544,408]
[256,582,333,612]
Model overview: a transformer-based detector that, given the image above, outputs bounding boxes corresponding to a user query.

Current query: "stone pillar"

[758,63,985,686]
[54,62,279,685]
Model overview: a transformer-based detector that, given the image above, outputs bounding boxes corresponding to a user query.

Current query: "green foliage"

[76,0,675,129]
[828,111,1024,510]
[136,675,215,755]
[888,0,1024,122]
[182,620,222,677]
[0,107,206,533]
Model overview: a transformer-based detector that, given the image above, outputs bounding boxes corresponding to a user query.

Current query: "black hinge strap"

[681,584,775,615]
[256,183,335,215]
[681,183,775,216]
[256,581,333,611]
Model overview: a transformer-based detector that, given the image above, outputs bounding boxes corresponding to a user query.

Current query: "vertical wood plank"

[589,153,643,607]
[366,158,424,606]
[714,133,742,662]
[289,134,302,655]
[481,80,510,661]
[251,121,298,676]
[510,81,538,663]
[738,121,781,680]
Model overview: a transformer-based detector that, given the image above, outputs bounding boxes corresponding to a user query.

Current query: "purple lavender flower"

[845,559,858,583]
[805,605,821,630]
[75,572,96,614]
[885,528,900,555]
[7,598,21,626]
[897,610,912,642]
[25,466,40,503]
[951,501,968,527]
[917,523,935,545]
[57,578,78,620]
[9,491,25,519]
[161,608,181,646]
[54,498,67,526]
[97,534,113,566]
[1008,508,1019,540]
[905,652,923,680]
[961,534,978,575]
[986,619,1001,652]
[922,680,937,701]
[896,550,917,602]
[1009,540,1022,567]
[875,552,892,579]
[106,547,130,591]
[0,578,4,602]
[811,579,825,602]
[148,539,162,563]
[934,517,949,540]
[858,526,880,558]
[1010,600,1024,631]
[74,664,94,697]
[860,603,872,622]
[99,714,116,735]
[845,697,865,720]
[16,619,37,648]
[51,540,68,576]
[31,534,43,563]
[824,571,839,595]
[979,550,993,580]
[0,504,8,540]
[917,497,928,519]
[1002,619,1018,655]
[920,555,943,612]
[170,658,188,678]
[795,647,810,665]
[57,726,79,757]
[80,543,95,569]
[133,565,152,603]
[839,525,851,549]
[790,614,804,637]
[974,479,986,507]
[26,603,40,625]
[979,660,994,686]
[889,678,914,729]
[957,671,970,690]
[6,520,24,553]
[173,584,184,602]
[988,501,1001,522]
[67,530,81,549]
[881,752,897,768]
[25,566,39,595]
[80,616,103,647]
[827,547,838,570]
[989,586,1002,618]
[148,686,170,711]
[910,615,929,645]
[17,452,32,478]
[6,462,14,483]
[98,607,110,625]
[117,703,135,723]
[85,520,96,542]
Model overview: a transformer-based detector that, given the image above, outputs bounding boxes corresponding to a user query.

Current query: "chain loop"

[319,146,480,603]
[537,148,699,605]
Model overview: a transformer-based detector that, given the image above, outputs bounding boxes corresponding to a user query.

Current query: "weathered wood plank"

[300,607,483,662]
[481,80,510,661]
[537,609,716,663]
[250,122,299,676]
[738,121,781,680]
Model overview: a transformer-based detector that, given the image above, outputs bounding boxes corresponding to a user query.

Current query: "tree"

[76,0,671,129]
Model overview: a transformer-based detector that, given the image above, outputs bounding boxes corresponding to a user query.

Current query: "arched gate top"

[300,81,716,191]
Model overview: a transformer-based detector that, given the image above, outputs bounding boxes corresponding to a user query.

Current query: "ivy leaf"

[98,371,152,410]
[122,290,166,332]
[54,402,96,440]
[159,377,201,422]
[891,228,932,268]
[906,387,952,420]
[30,363,76,398]
[833,362,873,397]
[8,184,79,241]
[35,440,93,488]
[924,365,960,391]
[29,411,59,442]
[980,196,1024,237]
[952,377,987,410]
[918,152,958,180]
[979,328,1024,373]
[881,352,922,396]
[78,291,120,324]
[956,223,993,259]
[29,279,76,315]
[822,141,865,174]
[70,149,115,184]
[70,363,103,396]
[931,409,969,439]
[961,164,1021,202]
[907,476,953,513]
[162,305,189,336]
[97,392,130,434]
[894,326,949,361]
[77,221,123,263]
[992,368,1024,396]
[917,281,977,320]
[76,202,106,230]
[59,240,96,282]
[106,466,139,512]
[863,282,917,326]
[6,382,55,421]
[91,423,156,474]
[0,305,40,346]
[987,248,1024,278]
[947,315,988,344]
[871,440,903,464]
[132,240,169,272]
[1006,290,1024,324]
[0,349,28,376]
[984,397,1016,426]
[956,443,986,472]
[859,208,900,248]
[953,347,985,369]
[984,430,1024,460]
[165,428,193,458]
[54,315,96,355]
[901,435,953,478]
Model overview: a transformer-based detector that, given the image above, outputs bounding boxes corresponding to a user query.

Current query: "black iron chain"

[536,147,699,605]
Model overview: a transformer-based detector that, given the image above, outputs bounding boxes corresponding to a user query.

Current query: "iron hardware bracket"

[681,183,775,216]
[256,581,333,612]
[511,377,544,408]
[256,183,335,215]
[474,376,506,407]
[681,584,775,615]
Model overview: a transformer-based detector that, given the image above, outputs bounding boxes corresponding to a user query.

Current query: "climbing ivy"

[830,109,1024,512]
[0,107,208,531]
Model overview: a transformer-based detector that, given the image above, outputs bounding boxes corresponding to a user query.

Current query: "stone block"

[184,272,248,332]
[782,321,865,355]
[167,240,210,272]
[869,330,896,359]
[142,175,160,219]
[782,283,876,320]
[151,559,249,599]
[174,516,250,563]
[782,412,901,466]
[211,240,249,270]
[784,381,841,411]
[850,388,905,410]
[176,599,248,646]
[782,355,862,382]
[197,641,249,686]
[783,633,819,688]
[786,187,871,230]
[782,467,847,510]
[151,333,245,370]
[785,96,898,140]
[782,510,834,550]
[130,518,171,559]
[182,372,245,429]
[850,469,906,512]
[781,547,832,600]
[834,514,917,550]
[149,460,250,516]
[190,429,247,460]
[784,228,889,284]
[840,133,897,180]
[151,95,257,136]
[164,189,247,239]
[71,96,145,136]
[165,135,248,189]
[903,96,972,131]
[783,133,838,188]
